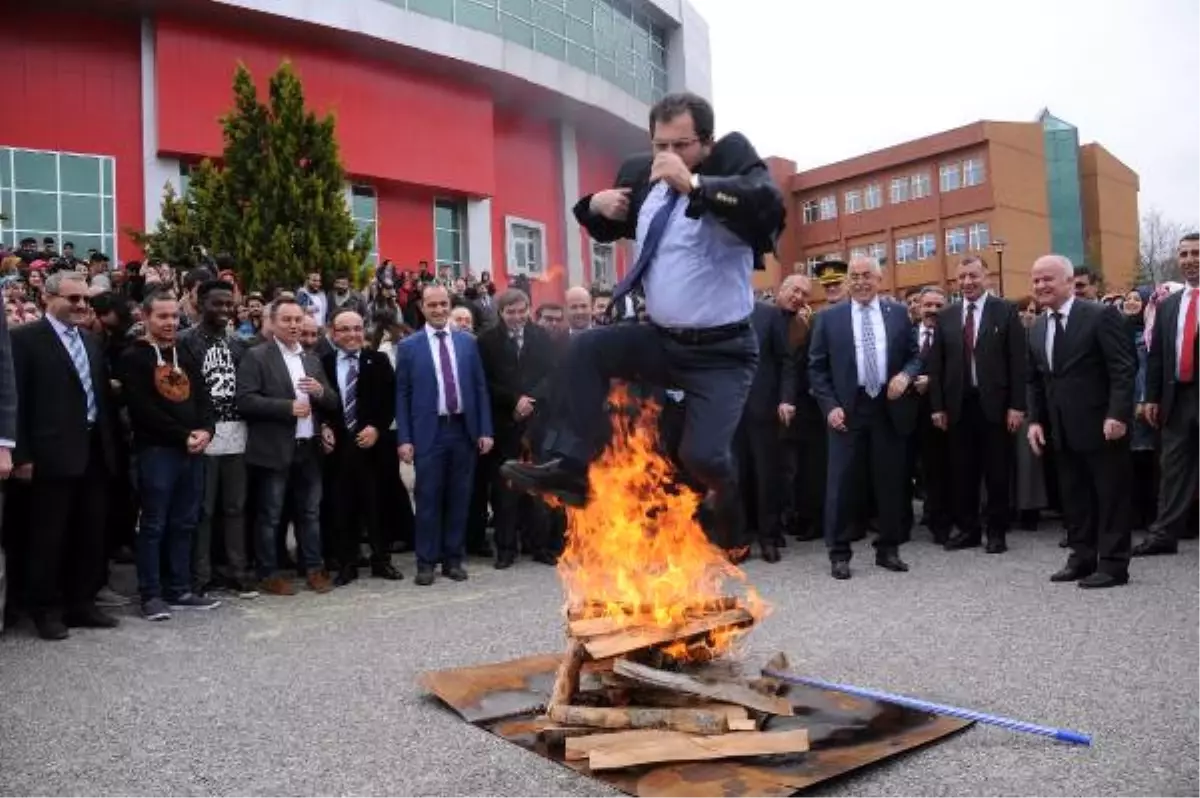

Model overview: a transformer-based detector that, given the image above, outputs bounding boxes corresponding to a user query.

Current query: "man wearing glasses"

[502,92,785,554]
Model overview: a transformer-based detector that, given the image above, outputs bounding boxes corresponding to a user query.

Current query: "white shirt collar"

[425,323,451,340]
[1050,295,1076,320]
[47,314,75,337]
[964,292,989,311]
[855,296,882,314]
[275,338,303,357]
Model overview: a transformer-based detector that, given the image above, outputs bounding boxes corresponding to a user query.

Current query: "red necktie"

[1180,288,1199,382]
[963,302,977,377]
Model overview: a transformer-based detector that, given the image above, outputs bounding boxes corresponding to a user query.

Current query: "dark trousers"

[949,391,1012,537]
[1056,440,1132,576]
[24,439,109,612]
[466,449,493,554]
[136,446,204,601]
[377,440,414,550]
[492,423,548,558]
[544,323,757,549]
[1130,450,1160,531]
[195,453,249,590]
[735,417,782,545]
[329,443,386,567]
[1151,383,1199,542]
[824,391,907,562]
[780,410,826,537]
[908,405,952,539]
[414,416,475,570]
[255,441,324,578]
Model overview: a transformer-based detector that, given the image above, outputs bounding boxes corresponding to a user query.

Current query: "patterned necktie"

[65,327,97,423]
[343,354,359,430]
[611,188,680,306]
[963,302,977,380]
[921,328,933,357]
[860,303,883,397]
[435,330,460,415]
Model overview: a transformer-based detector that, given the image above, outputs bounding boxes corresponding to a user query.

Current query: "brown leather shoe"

[306,570,334,594]
[258,576,296,596]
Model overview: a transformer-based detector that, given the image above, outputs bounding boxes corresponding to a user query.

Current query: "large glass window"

[895,237,916,264]
[346,184,379,266]
[968,222,990,251]
[802,200,819,224]
[844,190,862,215]
[916,233,937,260]
[939,163,961,193]
[864,183,882,210]
[945,227,967,255]
[435,198,466,275]
[868,242,887,263]
[0,146,116,258]
[911,172,931,199]
[890,177,908,204]
[963,157,986,187]
[506,216,546,276]
[818,195,837,221]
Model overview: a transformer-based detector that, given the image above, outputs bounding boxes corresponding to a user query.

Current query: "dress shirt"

[852,298,887,391]
[1176,284,1199,380]
[276,338,315,439]
[424,324,464,416]
[962,292,989,386]
[638,181,754,328]
[1045,295,1076,369]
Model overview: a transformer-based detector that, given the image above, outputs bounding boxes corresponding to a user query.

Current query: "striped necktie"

[343,354,359,430]
[65,327,97,423]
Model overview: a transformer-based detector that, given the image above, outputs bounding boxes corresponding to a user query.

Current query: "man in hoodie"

[117,290,219,621]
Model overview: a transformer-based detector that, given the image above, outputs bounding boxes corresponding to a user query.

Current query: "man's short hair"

[959,255,989,271]
[1073,265,1098,283]
[536,302,564,319]
[920,285,947,299]
[649,92,715,142]
[269,297,302,320]
[330,308,362,328]
[184,267,216,291]
[141,286,178,314]
[1181,232,1199,243]
[495,288,530,313]
[198,279,235,301]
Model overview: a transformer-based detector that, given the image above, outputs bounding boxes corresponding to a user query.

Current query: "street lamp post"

[992,238,1008,297]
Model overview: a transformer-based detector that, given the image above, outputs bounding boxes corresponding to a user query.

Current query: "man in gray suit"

[237,298,337,596]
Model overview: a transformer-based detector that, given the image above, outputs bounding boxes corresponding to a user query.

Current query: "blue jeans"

[136,447,205,601]
[255,440,324,578]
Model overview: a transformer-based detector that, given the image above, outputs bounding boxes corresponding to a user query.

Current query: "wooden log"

[547,704,730,735]
[581,608,753,661]
[568,598,742,638]
[538,724,605,749]
[613,659,794,717]
[567,596,739,623]
[749,652,793,730]
[586,729,810,771]
[548,639,587,710]
[565,729,674,761]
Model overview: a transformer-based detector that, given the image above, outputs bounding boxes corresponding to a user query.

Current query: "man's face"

[566,292,592,329]
[1074,274,1098,299]
[1032,258,1072,309]
[248,299,264,320]
[591,296,611,319]
[1178,238,1200,285]
[334,277,350,293]
[846,260,880,304]
[906,293,922,321]
[422,286,451,328]
[300,317,320,350]
[202,288,236,328]
[46,277,90,326]
[331,312,364,353]
[650,111,711,171]
[957,260,987,301]
[146,298,180,344]
[62,244,74,258]
[501,299,529,332]
[824,280,847,303]
[307,273,321,291]
[538,308,566,333]
[450,306,474,333]
[273,303,304,346]
[21,302,39,321]
[920,292,946,325]
[19,241,35,255]
[453,278,467,294]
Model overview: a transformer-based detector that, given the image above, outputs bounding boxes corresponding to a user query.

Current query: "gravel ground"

[0,528,1195,796]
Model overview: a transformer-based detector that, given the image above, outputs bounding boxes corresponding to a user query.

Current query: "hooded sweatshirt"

[117,339,215,450]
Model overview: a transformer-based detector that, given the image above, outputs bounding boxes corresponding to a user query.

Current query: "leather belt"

[653,319,751,346]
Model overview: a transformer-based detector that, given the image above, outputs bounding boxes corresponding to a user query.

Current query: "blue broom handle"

[761,669,1092,747]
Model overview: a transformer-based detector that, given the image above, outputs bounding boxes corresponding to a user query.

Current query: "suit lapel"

[1032,315,1050,373]
[265,341,293,393]
[41,319,85,392]
[1159,292,1182,371]
[1056,302,1087,371]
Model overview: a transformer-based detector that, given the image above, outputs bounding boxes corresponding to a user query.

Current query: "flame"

[557,386,768,662]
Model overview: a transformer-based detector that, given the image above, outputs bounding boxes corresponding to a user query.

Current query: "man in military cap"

[816,260,849,304]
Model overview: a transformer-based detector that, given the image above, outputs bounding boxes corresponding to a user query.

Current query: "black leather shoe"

[1050,562,1095,582]
[531,551,558,566]
[985,537,1008,554]
[334,567,359,587]
[761,543,781,564]
[1078,572,1128,589]
[1058,531,1070,548]
[944,532,981,551]
[443,566,469,582]
[494,555,515,570]
[875,552,910,572]
[1131,537,1178,557]
[414,569,436,586]
[34,613,69,641]
[831,561,851,580]
[370,562,404,581]
[500,459,588,507]
[64,603,119,629]
[930,529,952,546]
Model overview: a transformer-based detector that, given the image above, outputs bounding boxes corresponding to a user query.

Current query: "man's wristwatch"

[689,174,701,193]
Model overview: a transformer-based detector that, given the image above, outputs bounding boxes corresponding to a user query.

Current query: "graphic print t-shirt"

[201,336,247,455]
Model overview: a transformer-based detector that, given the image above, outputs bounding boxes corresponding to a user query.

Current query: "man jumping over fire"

[501,92,785,552]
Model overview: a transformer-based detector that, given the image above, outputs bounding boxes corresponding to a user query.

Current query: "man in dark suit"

[928,256,1027,553]
[236,298,337,596]
[808,256,922,580]
[396,284,494,586]
[735,298,796,562]
[11,271,120,639]
[1137,232,1200,556]
[321,310,402,585]
[477,288,558,569]
[1026,255,1136,588]
[907,287,953,545]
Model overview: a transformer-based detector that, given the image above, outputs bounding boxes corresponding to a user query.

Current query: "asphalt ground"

[0,527,1196,796]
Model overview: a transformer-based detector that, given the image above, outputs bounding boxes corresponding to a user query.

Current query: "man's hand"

[13,463,32,481]
[589,188,632,221]
[398,444,414,464]
[0,447,12,480]
[827,407,847,432]
[1144,403,1160,428]
[515,396,536,420]
[1006,409,1025,433]
[292,400,312,418]
[1027,423,1046,456]
[650,151,694,195]
[298,376,323,398]
[186,430,211,454]
[356,425,379,449]
[777,403,796,427]
[931,411,949,431]
[478,436,494,455]
[914,375,930,395]
[887,373,911,400]
[320,425,336,454]
[1103,418,1127,441]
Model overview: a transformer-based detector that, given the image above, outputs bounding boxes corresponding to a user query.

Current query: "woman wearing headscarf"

[1123,287,1158,532]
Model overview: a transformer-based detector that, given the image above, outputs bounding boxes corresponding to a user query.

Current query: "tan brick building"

[758,111,1139,301]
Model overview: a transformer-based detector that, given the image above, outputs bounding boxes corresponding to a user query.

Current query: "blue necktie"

[66,328,97,423]
[611,188,680,306]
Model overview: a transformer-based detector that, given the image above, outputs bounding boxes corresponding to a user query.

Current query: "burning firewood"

[612,659,794,717]
[548,704,734,735]
[579,607,754,661]
[548,639,587,711]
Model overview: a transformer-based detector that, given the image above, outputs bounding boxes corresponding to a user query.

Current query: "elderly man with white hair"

[1025,254,1136,588]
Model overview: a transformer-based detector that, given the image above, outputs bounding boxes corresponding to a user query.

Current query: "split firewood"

[748,652,794,730]
[564,729,674,761]
[585,728,811,771]
[567,598,742,638]
[547,704,731,735]
[548,639,587,710]
[582,608,753,660]
[613,658,794,717]
[538,724,605,749]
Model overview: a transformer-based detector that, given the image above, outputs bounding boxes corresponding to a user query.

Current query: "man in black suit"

[928,256,1027,553]
[321,310,402,585]
[1026,255,1135,588]
[478,288,558,568]
[10,271,120,639]
[1137,232,1200,556]
[908,286,953,544]
[808,256,922,580]
[735,298,795,562]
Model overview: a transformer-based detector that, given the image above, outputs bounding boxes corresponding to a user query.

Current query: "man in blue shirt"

[501,92,785,552]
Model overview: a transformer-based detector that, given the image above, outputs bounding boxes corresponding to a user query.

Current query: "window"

[968,222,990,251]
[945,227,967,255]
[864,183,882,210]
[506,216,546,276]
[344,184,379,266]
[911,172,931,199]
[802,200,820,224]
[895,237,916,264]
[178,162,193,196]
[963,157,986,187]
[939,163,961,192]
[916,233,937,260]
[591,240,615,287]
[868,242,887,263]
[850,246,868,259]
[890,177,909,204]
[0,146,117,258]
[818,195,837,221]
[434,198,466,274]
[844,190,862,215]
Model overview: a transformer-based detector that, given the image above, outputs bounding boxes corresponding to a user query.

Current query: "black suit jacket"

[320,348,395,454]
[928,296,1027,425]
[0,309,16,444]
[744,301,796,422]
[236,340,337,470]
[1027,300,1135,452]
[572,132,785,269]
[477,321,557,432]
[11,318,117,478]
[1145,289,1194,422]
